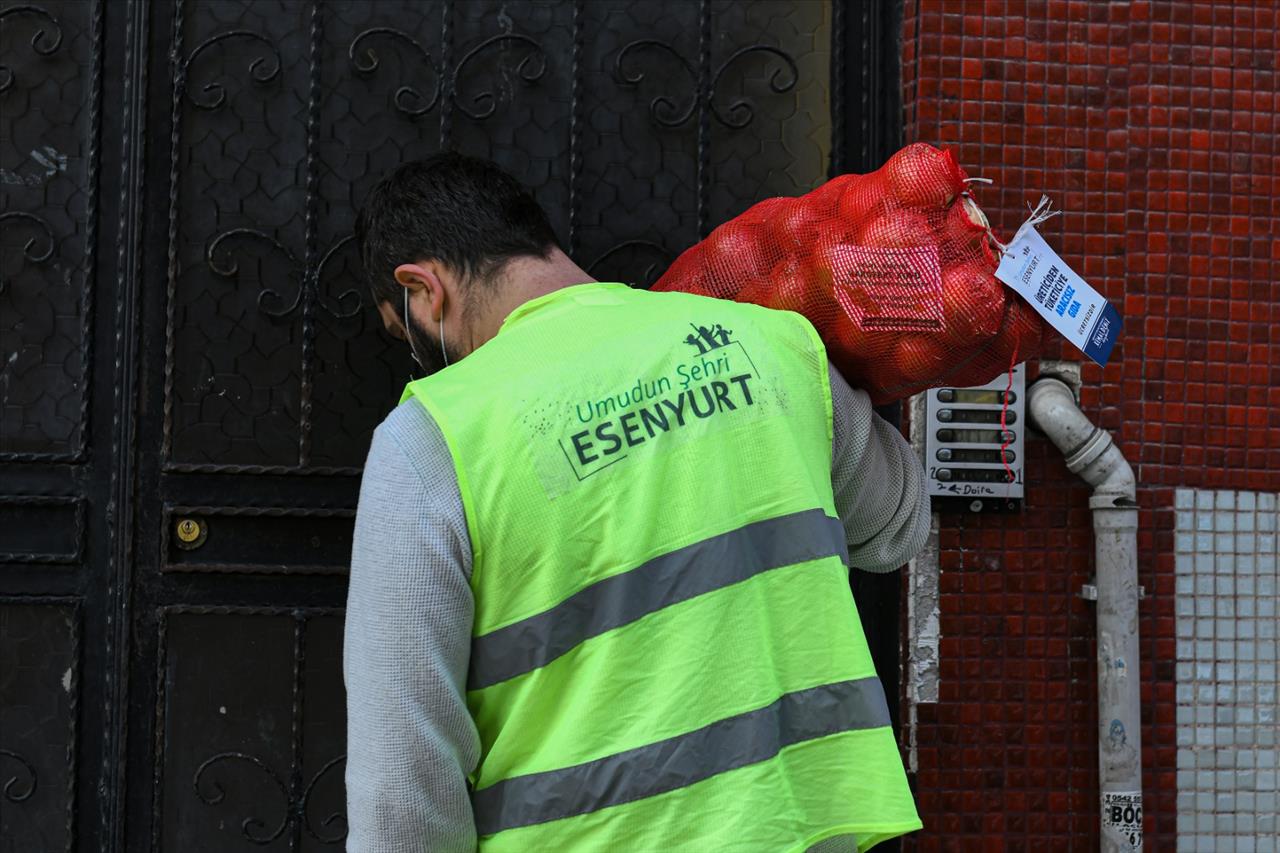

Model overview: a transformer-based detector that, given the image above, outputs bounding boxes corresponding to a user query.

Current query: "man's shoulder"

[367,399,454,484]
[377,397,437,445]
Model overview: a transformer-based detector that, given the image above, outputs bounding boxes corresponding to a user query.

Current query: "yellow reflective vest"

[401,282,920,851]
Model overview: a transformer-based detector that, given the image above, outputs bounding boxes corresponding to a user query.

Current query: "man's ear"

[393,261,448,322]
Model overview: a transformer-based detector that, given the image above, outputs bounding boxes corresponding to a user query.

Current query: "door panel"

[0,0,98,462]
[0,600,79,853]
[154,609,345,852]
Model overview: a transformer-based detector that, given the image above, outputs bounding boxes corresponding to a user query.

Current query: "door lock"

[174,517,207,550]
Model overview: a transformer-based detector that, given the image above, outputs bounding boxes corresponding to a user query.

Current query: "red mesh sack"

[651,143,1047,404]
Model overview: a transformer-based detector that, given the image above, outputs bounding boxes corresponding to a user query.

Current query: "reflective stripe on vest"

[402,283,920,850]
[473,676,890,835]
[468,508,849,690]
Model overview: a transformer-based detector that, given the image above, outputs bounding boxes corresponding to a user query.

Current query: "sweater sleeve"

[828,363,931,572]
[344,401,480,853]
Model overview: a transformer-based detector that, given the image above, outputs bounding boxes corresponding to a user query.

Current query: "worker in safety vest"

[344,153,931,852]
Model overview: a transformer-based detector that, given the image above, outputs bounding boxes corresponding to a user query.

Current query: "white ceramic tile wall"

[1175,489,1280,853]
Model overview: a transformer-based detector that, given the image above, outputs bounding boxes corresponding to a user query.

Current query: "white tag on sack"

[994,197,1122,366]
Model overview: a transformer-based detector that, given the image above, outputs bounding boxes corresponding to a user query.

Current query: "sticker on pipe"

[994,197,1122,366]
[1101,791,1142,851]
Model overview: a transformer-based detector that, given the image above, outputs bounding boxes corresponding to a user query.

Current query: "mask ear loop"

[440,315,448,367]
[403,287,425,374]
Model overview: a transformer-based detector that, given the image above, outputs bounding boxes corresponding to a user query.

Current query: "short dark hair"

[354,152,560,305]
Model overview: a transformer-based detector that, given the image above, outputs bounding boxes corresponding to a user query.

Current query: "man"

[344,152,931,852]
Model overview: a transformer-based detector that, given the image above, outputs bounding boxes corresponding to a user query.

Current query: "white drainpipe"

[1026,377,1142,853]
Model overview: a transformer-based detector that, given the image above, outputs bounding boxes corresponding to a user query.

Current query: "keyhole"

[175,517,206,549]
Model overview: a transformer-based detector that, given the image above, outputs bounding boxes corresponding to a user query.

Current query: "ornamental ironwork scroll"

[0,211,55,296]
[180,29,282,110]
[349,24,548,121]
[0,4,64,94]
[0,749,38,803]
[613,40,799,129]
[348,27,440,116]
[204,230,362,321]
[192,752,346,845]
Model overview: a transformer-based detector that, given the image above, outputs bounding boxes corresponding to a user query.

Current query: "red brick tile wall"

[900,0,1278,849]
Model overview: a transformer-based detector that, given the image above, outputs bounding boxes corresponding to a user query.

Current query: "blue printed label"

[994,225,1122,366]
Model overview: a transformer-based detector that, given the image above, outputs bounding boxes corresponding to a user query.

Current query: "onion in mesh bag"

[651,142,1048,404]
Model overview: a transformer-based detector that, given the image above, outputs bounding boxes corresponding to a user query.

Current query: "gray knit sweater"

[344,364,929,852]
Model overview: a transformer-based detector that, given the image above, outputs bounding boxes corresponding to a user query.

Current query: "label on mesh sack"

[994,225,1122,366]
[832,245,944,331]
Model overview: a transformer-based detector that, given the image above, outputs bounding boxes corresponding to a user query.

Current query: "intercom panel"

[925,364,1026,510]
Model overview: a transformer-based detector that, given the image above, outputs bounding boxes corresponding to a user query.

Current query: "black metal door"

[0,2,900,850]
